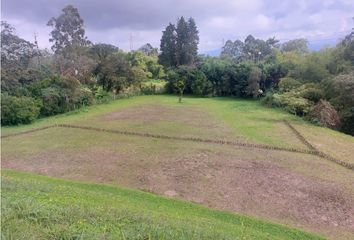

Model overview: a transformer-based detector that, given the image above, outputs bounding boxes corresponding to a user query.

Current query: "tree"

[186,17,199,63]
[340,17,354,63]
[159,17,199,67]
[221,40,244,61]
[89,43,119,63]
[159,23,177,67]
[221,36,274,62]
[281,39,309,54]
[175,17,189,66]
[47,5,90,53]
[330,72,354,110]
[97,53,133,93]
[1,22,44,93]
[243,35,273,62]
[1,21,37,68]
[138,43,158,56]
[52,48,97,84]
[266,37,280,49]
[176,17,199,66]
[246,67,262,97]
[191,70,212,96]
[176,78,186,103]
[221,40,235,59]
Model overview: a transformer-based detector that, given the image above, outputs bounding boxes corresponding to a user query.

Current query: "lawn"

[2,95,310,149]
[2,95,354,239]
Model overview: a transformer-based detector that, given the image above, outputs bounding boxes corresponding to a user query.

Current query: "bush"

[278,77,301,92]
[262,92,313,116]
[330,73,354,109]
[94,87,115,104]
[300,87,324,102]
[191,71,213,96]
[140,80,167,95]
[1,94,42,125]
[273,93,313,116]
[73,87,94,106]
[340,108,354,136]
[40,87,62,116]
[260,92,276,106]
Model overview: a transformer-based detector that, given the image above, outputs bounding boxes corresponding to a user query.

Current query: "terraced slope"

[2,95,354,239]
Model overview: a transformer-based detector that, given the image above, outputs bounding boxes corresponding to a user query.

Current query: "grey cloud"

[2,0,354,52]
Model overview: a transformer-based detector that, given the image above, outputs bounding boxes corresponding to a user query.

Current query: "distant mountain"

[203,39,340,56]
[308,39,339,51]
[203,48,221,56]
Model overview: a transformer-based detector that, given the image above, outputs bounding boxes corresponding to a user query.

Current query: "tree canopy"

[47,5,91,53]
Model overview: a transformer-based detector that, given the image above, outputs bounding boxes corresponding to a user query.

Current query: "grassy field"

[1,170,324,240]
[2,95,309,149]
[2,95,354,239]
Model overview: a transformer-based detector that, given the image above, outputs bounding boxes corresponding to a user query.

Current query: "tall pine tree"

[176,17,189,65]
[186,17,199,64]
[159,17,199,67]
[159,23,177,67]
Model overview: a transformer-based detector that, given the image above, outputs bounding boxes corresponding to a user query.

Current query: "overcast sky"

[2,0,354,53]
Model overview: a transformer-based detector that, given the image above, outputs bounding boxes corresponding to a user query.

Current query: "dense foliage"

[1,94,41,125]
[1,5,165,125]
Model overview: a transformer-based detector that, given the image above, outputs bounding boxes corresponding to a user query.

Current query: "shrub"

[273,92,313,116]
[191,71,213,96]
[1,94,42,125]
[75,87,94,106]
[299,87,324,103]
[40,87,63,116]
[94,87,115,104]
[282,95,313,116]
[330,73,354,110]
[260,92,276,106]
[310,100,341,129]
[263,92,313,116]
[278,77,301,92]
[340,108,354,136]
[140,80,167,95]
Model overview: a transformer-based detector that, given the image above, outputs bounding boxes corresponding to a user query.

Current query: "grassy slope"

[1,170,324,240]
[1,95,306,148]
[2,95,354,239]
[3,95,353,155]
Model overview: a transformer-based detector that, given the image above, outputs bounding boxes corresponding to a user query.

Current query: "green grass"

[1,170,324,240]
[1,95,309,149]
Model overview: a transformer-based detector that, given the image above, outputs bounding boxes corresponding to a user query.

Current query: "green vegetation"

[1,4,353,136]
[2,170,324,240]
[1,94,42,125]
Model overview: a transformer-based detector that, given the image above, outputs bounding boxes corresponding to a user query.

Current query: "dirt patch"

[164,190,178,197]
[2,148,133,185]
[145,151,354,239]
[102,103,233,133]
[3,129,354,239]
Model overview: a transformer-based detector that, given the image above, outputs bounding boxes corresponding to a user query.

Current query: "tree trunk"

[179,90,183,103]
